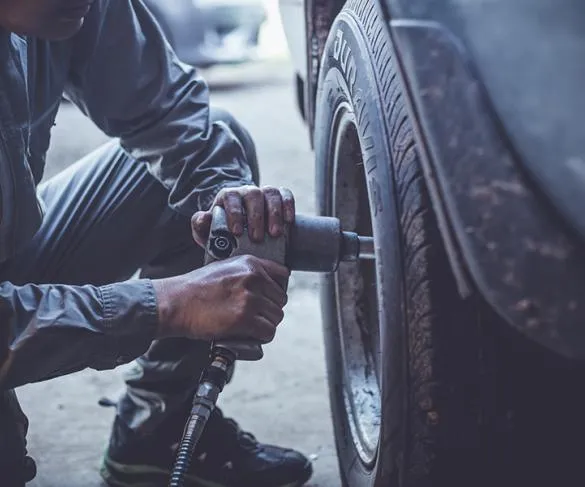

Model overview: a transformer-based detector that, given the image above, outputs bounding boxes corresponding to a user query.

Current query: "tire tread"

[341,0,482,484]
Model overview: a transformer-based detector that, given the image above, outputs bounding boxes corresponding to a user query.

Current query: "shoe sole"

[100,456,313,487]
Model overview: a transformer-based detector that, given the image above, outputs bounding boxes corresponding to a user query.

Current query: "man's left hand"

[191,186,296,247]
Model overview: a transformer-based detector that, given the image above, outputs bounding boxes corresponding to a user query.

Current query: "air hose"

[168,346,236,487]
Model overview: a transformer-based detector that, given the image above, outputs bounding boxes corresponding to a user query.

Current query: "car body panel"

[278,0,308,82]
[143,0,266,67]
[278,0,585,358]
[386,0,585,243]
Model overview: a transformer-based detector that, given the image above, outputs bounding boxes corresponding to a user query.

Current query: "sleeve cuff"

[93,279,159,369]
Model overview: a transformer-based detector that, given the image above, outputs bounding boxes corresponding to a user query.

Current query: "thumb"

[191,211,213,248]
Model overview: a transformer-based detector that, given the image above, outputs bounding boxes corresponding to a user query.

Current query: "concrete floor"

[17,60,341,487]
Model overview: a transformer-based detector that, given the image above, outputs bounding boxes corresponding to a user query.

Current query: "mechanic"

[0,1,313,486]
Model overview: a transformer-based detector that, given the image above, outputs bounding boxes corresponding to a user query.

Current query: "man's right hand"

[151,255,289,343]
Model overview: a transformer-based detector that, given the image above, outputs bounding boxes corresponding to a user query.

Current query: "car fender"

[387,18,585,359]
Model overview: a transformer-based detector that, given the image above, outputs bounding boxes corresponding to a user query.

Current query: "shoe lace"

[193,408,259,467]
[220,413,259,452]
[223,417,258,451]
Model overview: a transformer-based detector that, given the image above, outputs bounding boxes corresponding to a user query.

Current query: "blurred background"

[18,2,341,486]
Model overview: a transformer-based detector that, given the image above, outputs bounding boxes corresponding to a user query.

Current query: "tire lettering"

[362,135,375,152]
[332,28,357,92]
[365,154,378,174]
[332,26,381,213]
[354,89,364,122]
[333,29,343,61]
[340,43,351,72]
[326,84,335,105]
[370,177,383,215]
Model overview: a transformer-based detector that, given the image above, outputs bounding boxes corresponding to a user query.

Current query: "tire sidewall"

[314,7,407,487]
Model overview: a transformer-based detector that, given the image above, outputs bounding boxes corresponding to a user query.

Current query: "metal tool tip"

[358,236,375,260]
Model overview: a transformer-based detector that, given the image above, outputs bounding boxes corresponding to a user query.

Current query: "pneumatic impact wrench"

[168,206,374,487]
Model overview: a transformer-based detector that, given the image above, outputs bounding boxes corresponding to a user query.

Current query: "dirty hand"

[151,255,289,342]
[191,185,296,246]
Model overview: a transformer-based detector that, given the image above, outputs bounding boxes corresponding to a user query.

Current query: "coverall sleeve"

[64,0,254,216]
[0,279,158,389]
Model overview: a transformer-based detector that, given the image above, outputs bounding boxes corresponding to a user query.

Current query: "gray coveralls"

[0,0,256,483]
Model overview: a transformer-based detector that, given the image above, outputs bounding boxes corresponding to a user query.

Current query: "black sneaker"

[100,408,313,487]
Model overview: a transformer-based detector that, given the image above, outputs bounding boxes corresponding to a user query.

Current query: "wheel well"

[305,0,346,145]
[309,0,346,50]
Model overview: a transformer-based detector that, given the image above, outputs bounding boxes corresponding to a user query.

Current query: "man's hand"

[191,186,295,247]
[151,255,289,343]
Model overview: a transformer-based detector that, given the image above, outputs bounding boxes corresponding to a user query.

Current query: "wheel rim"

[331,107,382,466]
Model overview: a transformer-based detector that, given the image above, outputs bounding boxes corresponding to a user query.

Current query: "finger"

[263,186,284,238]
[251,315,277,344]
[272,274,289,294]
[218,189,244,236]
[260,278,288,307]
[256,258,290,290]
[238,255,289,300]
[191,211,212,247]
[242,186,265,242]
[279,187,295,224]
[240,254,289,293]
[256,296,285,325]
[254,257,290,279]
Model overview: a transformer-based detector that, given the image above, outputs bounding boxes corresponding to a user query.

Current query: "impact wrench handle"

[204,205,291,360]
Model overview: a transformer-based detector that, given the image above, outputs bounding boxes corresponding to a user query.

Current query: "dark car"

[144,0,267,68]
[279,0,585,486]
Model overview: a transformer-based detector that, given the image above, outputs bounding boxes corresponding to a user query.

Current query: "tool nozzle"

[340,232,375,262]
[358,236,375,260]
[286,215,375,271]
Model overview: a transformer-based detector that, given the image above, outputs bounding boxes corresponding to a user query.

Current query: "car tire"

[314,1,585,486]
[315,2,483,485]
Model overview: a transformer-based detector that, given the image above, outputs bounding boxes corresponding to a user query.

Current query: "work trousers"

[0,108,257,486]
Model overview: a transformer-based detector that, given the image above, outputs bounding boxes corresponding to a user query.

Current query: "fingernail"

[252,229,263,241]
[270,224,280,236]
[233,224,243,235]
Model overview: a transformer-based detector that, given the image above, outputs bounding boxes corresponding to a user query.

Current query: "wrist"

[152,278,177,338]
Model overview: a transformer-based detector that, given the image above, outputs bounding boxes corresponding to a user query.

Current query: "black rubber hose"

[168,347,234,487]
[168,412,209,487]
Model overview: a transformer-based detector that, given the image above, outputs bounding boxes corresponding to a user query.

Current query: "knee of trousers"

[209,107,260,185]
